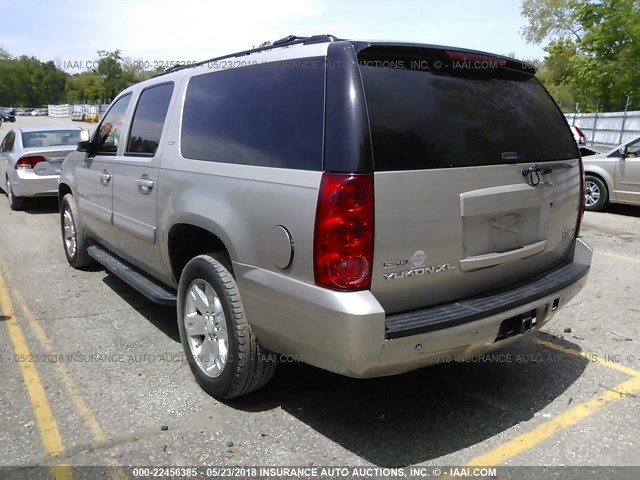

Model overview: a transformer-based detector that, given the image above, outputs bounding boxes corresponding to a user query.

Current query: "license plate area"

[495,309,537,342]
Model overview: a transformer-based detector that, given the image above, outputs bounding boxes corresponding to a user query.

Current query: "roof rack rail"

[155,34,338,78]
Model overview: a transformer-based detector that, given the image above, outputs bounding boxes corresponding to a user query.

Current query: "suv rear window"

[181,58,325,170]
[358,50,579,171]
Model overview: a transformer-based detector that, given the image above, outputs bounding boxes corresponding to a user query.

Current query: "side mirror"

[619,145,628,158]
[77,140,91,153]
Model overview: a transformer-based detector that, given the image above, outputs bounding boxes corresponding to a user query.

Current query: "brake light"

[314,173,374,291]
[445,50,507,67]
[575,157,585,237]
[15,155,46,169]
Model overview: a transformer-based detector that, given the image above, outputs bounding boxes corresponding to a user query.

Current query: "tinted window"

[21,130,81,148]
[95,94,132,155]
[126,83,174,155]
[1,131,15,152]
[359,55,579,171]
[181,58,325,170]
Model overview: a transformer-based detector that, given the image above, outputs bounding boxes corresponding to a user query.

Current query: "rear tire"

[60,194,95,268]
[177,254,277,399]
[6,176,26,211]
[584,175,608,212]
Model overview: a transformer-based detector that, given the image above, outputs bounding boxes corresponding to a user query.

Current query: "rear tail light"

[15,155,46,169]
[314,173,374,291]
[574,126,586,145]
[575,156,585,237]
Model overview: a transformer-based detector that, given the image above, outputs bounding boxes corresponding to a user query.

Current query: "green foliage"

[0,48,158,106]
[522,0,640,111]
[0,52,67,106]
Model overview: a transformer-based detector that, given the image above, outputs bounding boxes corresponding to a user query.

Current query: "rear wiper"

[522,163,573,177]
[522,163,574,185]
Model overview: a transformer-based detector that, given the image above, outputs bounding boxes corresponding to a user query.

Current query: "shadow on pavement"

[101,274,180,343]
[604,203,640,218]
[23,197,59,214]
[230,333,587,467]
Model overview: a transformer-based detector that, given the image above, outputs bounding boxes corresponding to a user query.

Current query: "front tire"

[177,254,277,399]
[584,175,608,212]
[6,176,26,211]
[60,194,95,268]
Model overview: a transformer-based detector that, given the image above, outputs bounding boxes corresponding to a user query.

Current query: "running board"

[87,245,177,306]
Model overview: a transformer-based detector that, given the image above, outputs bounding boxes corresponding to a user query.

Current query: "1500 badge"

[383,264,456,280]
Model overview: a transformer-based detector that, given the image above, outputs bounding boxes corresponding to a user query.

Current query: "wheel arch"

[167,221,234,286]
[583,166,613,195]
[58,182,73,207]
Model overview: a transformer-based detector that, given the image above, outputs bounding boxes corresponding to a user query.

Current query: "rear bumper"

[9,170,59,198]
[385,261,589,339]
[235,238,592,378]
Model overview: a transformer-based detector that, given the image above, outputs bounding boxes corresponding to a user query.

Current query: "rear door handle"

[136,177,154,193]
[98,171,111,186]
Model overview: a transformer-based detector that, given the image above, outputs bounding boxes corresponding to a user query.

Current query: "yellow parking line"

[0,266,71,479]
[534,337,640,378]
[0,258,128,480]
[465,375,640,466]
[597,251,639,263]
[460,336,640,468]
[11,291,108,444]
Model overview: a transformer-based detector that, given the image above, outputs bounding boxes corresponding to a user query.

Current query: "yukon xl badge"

[383,264,456,280]
[382,250,455,280]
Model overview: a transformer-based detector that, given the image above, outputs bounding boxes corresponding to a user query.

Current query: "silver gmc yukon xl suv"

[59,35,592,399]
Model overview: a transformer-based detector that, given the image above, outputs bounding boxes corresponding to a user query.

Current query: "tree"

[521,0,585,44]
[65,71,104,102]
[95,50,124,101]
[521,0,640,111]
[0,47,165,106]
[0,50,68,106]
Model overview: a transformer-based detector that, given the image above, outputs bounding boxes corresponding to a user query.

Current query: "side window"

[126,83,174,156]
[1,131,15,152]
[181,58,325,170]
[94,94,132,155]
[627,138,640,157]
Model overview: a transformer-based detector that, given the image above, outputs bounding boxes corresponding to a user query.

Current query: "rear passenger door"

[112,82,175,276]
[76,94,132,250]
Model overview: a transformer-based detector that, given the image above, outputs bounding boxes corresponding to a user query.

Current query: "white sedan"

[0,126,87,210]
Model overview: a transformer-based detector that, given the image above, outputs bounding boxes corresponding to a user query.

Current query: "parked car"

[579,145,611,157]
[582,135,640,211]
[570,125,586,145]
[16,109,32,116]
[31,108,48,116]
[0,109,16,123]
[58,35,592,399]
[0,126,86,210]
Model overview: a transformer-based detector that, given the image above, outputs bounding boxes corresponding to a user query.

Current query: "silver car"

[0,126,86,210]
[583,135,640,211]
[59,36,592,399]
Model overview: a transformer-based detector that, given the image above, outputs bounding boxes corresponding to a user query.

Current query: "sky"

[0,0,547,72]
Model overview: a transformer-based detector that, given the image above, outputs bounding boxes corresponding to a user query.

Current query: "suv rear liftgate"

[353,45,588,336]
